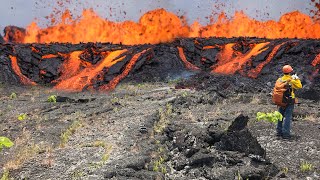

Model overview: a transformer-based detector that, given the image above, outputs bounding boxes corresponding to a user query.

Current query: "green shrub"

[154,103,172,133]
[256,111,283,124]
[300,161,313,172]
[47,95,57,103]
[17,113,27,121]
[0,136,14,152]
[0,169,9,180]
[153,156,166,174]
[9,93,17,99]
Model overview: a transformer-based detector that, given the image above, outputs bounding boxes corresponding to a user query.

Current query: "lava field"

[0,37,319,101]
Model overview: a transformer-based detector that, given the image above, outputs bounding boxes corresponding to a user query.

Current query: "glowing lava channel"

[54,50,127,92]
[9,55,37,85]
[247,42,287,78]
[312,54,320,66]
[99,49,150,91]
[212,42,270,74]
[177,47,200,71]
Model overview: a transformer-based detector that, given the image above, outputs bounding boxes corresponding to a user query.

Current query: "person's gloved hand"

[291,74,299,80]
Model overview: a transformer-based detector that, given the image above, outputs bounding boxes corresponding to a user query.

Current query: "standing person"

[273,65,302,139]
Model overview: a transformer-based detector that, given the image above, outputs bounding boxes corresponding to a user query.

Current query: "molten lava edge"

[3,9,320,44]
[0,37,319,93]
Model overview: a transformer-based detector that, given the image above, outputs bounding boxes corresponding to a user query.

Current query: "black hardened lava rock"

[0,37,319,101]
[162,113,278,179]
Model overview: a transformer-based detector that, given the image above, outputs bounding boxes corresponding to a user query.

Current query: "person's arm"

[290,79,302,89]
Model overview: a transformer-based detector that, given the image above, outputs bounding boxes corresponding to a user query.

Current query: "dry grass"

[80,140,113,163]
[60,121,83,148]
[186,110,197,122]
[41,146,54,168]
[4,129,42,170]
[101,145,112,162]
[250,96,261,104]
[303,114,318,122]
[207,106,223,119]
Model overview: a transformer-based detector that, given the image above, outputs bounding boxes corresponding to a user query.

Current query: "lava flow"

[312,54,320,67]
[4,6,320,45]
[1,2,320,92]
[54,50,127,92]
[99,49,150,91]
[9,56,37,86]
[212,43,269,74]
[247,42,287,78]
[177,47,200,71]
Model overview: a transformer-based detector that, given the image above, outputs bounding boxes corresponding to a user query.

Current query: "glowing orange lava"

[42,54,59,59]
[17,9,320,45]
[312,54,320,66]
[247,42,287,78]
[212,42,269,74]
[177,47,200,71]
[99,49,149,91]
[4,5,320,91]
[9,55,37,85]
[54,50,127,92]
[53,51,83,83]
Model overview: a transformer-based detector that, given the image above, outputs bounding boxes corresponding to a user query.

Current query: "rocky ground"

[0,74,320,180]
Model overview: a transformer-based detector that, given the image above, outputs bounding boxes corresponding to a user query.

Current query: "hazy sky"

[0,0,315,34]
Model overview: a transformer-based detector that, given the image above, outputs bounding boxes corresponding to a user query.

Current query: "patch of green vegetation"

[153,156,167,174]
[9,93,17,99]
[182,91,188,98]
[93,140,107,148]
[155,140,161,145]
[81,140,112,166]
[0,137,14,152]
[0,169,10,180]
[71,169,85,180]
[47,95,57,103]
[60,121,83,147]
[300,161,313,172]
[88,162,104,170]
[151,143,168,174]
[137,83,145,88]
[113,107,119,112]
[87,144,112,170]
[7,105,13,110]
[236,170,242,180]
[282,167,289,175]
[110,97,119,104]
[17,113,28,121]
[102,145,112,162]
[168,78,182,85]
[81,140,106,148]
[256,111,283,124]
[154,103,173,134]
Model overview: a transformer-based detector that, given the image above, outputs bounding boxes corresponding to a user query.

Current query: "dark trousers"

[277,104,294,136]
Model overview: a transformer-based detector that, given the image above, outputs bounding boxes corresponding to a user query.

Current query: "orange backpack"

[272,79,293,107]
